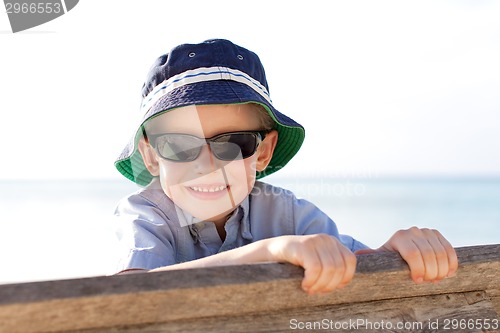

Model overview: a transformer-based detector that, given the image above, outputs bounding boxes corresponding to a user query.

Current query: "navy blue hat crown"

[142,39,270,99]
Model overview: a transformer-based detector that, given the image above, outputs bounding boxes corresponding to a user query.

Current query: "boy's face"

[139,104,277,224]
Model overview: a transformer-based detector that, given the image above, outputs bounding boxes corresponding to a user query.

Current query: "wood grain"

[83,291,497,333]
[0,244,498,333]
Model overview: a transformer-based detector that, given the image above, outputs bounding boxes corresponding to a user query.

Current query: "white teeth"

[191,186,227,193]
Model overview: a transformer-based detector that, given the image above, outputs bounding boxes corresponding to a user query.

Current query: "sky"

[0,1,499,285]
[1,0,499,181]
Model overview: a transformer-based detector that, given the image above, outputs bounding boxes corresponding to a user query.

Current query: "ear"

[255,130,278,172]
[138,137,160,176]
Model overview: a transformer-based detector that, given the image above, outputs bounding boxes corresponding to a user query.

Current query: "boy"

[114,39,457,294]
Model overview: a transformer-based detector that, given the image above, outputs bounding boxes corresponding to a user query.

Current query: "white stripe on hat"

[140,67,272,114]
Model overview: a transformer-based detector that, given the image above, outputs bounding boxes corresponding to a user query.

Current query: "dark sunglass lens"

[157,135,202,161]
[211,133,258,160]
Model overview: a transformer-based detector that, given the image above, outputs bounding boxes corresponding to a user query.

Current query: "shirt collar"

[182,196,253,241]
[238,196,253,240]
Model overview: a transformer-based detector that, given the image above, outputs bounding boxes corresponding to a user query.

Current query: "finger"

[299,235,335,291]
[411,231,439,281]
[422,229,450,281]
[317,244,348,293]
[397,239,426,283]
[338,246,357,287]
[327,239,356,291]
[307,237,345,294]
[300,248,323,292]
[435,230,458,277]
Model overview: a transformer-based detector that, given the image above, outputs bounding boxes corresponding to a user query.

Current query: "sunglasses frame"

[143,129,269,162]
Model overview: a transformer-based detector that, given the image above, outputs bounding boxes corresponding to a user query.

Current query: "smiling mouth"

[189,185,228,193]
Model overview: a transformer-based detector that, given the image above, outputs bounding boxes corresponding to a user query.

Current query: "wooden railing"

[0,244,499,333]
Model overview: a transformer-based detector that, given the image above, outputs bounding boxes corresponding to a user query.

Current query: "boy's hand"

[267,234,357,295]
[357,227,458,284]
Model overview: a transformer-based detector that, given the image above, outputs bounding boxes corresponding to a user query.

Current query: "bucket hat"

[115,39,305,186]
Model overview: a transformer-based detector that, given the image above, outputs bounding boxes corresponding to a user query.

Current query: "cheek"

[157,161,187,198]
[211,158,255,211]
[222,157,257,187]
[243,157,258,188]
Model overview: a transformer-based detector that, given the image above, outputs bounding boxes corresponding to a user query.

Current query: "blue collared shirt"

[114,180,369,271]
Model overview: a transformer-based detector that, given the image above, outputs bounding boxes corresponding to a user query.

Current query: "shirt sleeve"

[114,193,177,272]
[292,196,370,252]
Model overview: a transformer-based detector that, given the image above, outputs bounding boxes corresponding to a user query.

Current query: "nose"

[193,144,217,174]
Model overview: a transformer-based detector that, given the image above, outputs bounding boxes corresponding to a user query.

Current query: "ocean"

[0,177,499,285]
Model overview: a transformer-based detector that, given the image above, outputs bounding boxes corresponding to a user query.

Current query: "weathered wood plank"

[489,288,500,318]
[0,244,499,333]
[77,291,498,333]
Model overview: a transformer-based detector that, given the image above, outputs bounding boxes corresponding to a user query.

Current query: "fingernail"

[415,277,424,284]
[447,271,456,278]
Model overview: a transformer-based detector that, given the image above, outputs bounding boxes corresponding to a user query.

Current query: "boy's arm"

[120,227,457,294]
[355,227,458,283]
[142,234,356,295]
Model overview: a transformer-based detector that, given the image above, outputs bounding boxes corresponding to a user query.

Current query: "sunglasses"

[145,130,269,162]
